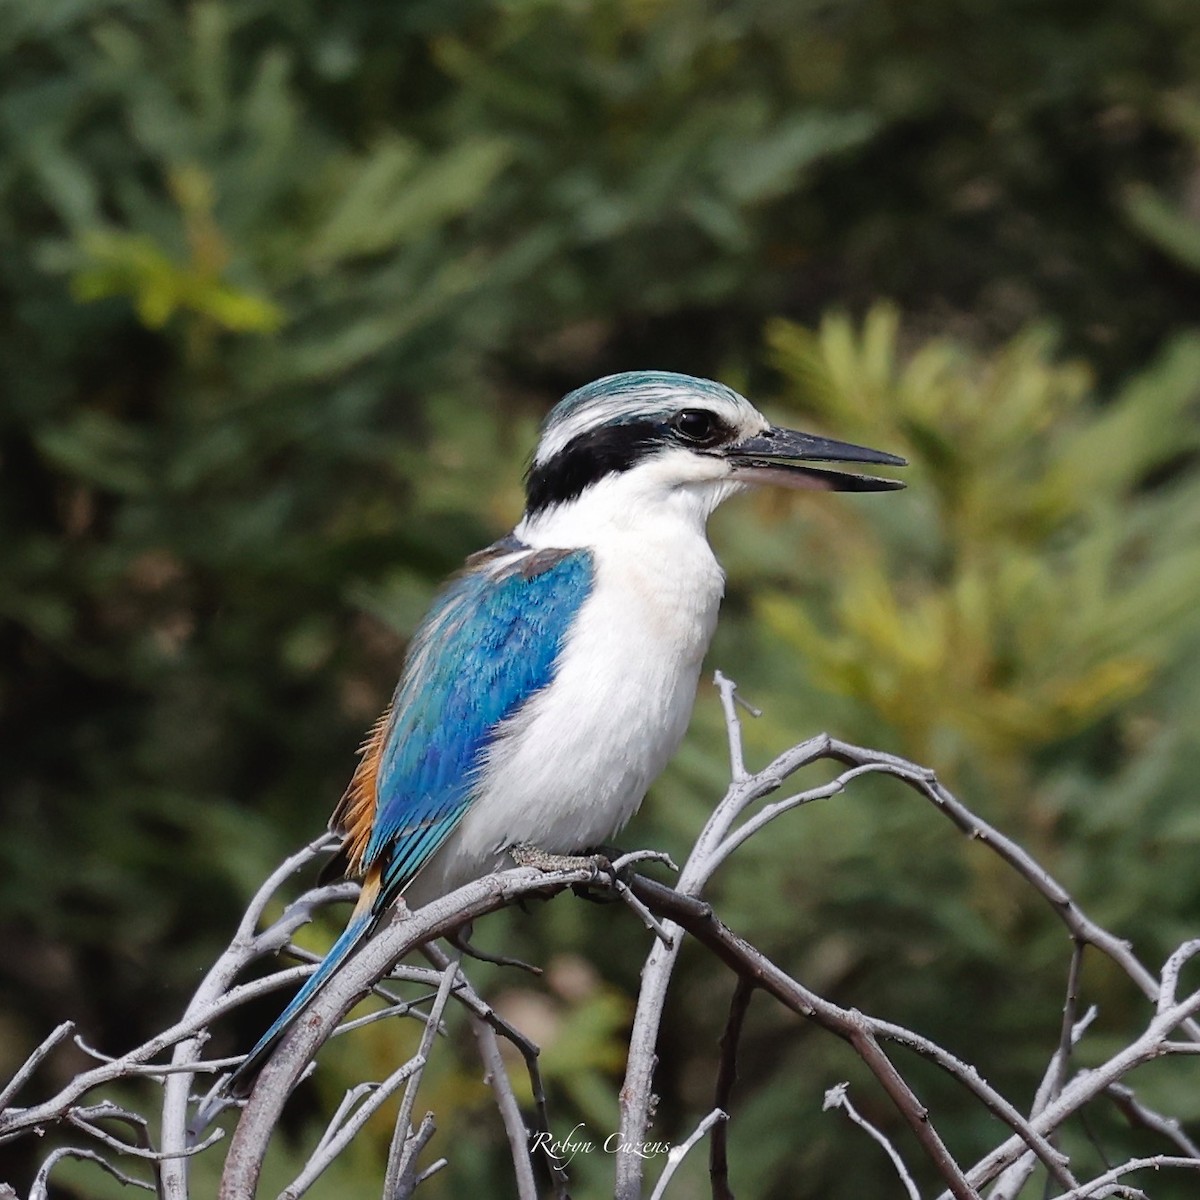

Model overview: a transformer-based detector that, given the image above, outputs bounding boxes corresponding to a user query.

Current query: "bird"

[230,370,904,1088]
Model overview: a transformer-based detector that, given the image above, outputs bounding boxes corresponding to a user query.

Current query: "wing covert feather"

[332,544,594,902]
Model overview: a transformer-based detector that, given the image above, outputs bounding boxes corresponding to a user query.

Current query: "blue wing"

[360,542,594,905]
[228,541,592,1092]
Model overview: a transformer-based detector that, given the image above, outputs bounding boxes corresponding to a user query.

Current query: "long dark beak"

[724,426,907,492]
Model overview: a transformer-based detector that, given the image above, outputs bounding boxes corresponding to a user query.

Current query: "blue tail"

[228,907,374,1094]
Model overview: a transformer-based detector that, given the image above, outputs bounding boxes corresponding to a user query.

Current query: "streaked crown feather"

[533,371,752,466]
[524,371,762,516]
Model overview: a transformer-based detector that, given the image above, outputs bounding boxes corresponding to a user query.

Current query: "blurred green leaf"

[5,2,1200,1197]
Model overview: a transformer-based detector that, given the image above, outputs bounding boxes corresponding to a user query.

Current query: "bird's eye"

[672,409,721,445]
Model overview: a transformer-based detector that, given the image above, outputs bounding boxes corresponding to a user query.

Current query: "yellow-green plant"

[763,306,1200,802]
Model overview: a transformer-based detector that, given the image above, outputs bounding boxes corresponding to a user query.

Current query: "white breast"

[403,519,725,905]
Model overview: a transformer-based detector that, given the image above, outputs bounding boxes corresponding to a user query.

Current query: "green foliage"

[3,0,1200,1196]
[763,307,1200,793]
[1125,92,1200,274]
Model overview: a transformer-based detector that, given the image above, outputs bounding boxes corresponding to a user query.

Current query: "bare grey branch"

[3,676,1195,1200]
[823,1083,920,1200]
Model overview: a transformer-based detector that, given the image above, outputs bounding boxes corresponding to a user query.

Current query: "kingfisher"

[232,371,904,1087]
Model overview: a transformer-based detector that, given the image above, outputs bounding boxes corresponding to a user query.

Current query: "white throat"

[514,454,745,551]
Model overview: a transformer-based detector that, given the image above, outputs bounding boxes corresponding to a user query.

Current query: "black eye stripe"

[524,408,738,515]
[525,420,662,515]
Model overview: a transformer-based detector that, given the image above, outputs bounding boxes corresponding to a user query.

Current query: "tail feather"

[227,890,377,1094]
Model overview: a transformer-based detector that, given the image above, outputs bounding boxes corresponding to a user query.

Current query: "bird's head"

[519,371,904,538]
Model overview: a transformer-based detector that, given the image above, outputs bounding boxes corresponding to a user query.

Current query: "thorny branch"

[0,672,1196,1200]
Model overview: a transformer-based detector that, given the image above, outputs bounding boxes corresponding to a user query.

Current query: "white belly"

[403,532,724,905]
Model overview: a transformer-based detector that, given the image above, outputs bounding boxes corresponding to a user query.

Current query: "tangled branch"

[1,673,1196,1199]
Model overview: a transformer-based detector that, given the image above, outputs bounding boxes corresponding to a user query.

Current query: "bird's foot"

[509,842,611,878]
[511,844,628,902]
[509,842,620,904]
[508,843,677,945]
[509,842,678,906]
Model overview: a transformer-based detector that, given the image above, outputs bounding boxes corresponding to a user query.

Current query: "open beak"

[724,426,907,492]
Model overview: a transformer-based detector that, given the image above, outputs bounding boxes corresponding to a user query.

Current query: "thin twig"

[1050,942,1087,1106]
[420,937,558,1199]
[30,1146,155,1199]
[424,938,564,1193]
[341,997,438,1036]
[462,993,560,1191]
[649,1108,727,1200]
[68,1109,225,1160]
[469,1018,540,1200]
[71,1032,118,1063]
[282,945,447,1025]
[616,913,685,1200]
[610,876,676,946]
[0,964,320,1148]
[278,1057,428,1200]
[1052,1155,1200,1199]
[383,959,461,1196]
[615,699,834,1198]
[410,1154,449,1188]
[609,849,680,875]
[713,671,750,782]
[710,977,753,1200]
[312,1084,376,1157]
[1105,1082,1200,1159]
[711,764,889,870]
[388,1112,438,1200]
[240,833,345,945]
[987,951,1096,1200]
[1158,939,1200,1014]
[824,1083,920,1200]
[0,1021,74,1110]
[448,927,543,975]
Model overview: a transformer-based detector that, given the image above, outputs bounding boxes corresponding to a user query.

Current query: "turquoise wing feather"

[363,543,594,903]
[229,542,593,1091]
